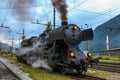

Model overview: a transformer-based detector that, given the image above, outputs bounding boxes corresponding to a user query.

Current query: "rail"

[92,61,120,73]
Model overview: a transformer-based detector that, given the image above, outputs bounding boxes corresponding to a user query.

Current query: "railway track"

[67,73,106,80]
[0,61,20,80]
[92,61,120,73]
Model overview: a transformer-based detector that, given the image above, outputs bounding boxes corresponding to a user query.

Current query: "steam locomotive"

[17,22,97,74]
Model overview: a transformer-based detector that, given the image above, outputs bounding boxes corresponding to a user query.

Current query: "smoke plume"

[15,41,52,71]
[51,0,68,21]
[12,0,34,21]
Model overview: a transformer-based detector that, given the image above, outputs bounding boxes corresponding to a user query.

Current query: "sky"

[0,0,120,48]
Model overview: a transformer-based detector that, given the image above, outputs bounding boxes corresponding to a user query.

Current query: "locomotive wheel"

[59,64,73,74]
[60,68,66,74]
[52,67,61,72]
[82,64,88,72]
[75,66,83,74]
[52,65,69,74]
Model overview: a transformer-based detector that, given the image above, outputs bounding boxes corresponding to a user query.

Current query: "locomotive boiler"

[17,23,95,74]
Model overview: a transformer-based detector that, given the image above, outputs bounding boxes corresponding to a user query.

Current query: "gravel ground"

[0,61,18,80]
[0,57,32,80]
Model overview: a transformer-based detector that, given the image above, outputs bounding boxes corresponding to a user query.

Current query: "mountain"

[0,42,11,52]
[80,14,120,53]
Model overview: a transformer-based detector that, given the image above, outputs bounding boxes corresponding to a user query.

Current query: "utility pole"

[103,26,120,50]
[17,29,25,41]
[53,7,56,29]
[17,33,21,48]
[10,37,14,52]
[103,27,109,51]
[22,29,25,41]
[17,29,25,48]
[11,37,14,51]
[85,24,89,52]
[106,35,109,50]
[0,23,11,32]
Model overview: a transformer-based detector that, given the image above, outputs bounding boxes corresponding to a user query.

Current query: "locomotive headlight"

[87,52,92,57]
[72,26,78,31]
[69,52,75,57]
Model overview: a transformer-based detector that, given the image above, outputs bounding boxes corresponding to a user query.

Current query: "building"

[99,48,120,58]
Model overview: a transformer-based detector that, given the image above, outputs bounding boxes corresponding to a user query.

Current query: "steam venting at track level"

[16,40,52,71]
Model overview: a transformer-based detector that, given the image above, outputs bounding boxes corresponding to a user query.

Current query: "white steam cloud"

[15,40,52,71]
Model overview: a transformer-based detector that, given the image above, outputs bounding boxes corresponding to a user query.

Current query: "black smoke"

[12,0,34,21]
[51,0,68,22]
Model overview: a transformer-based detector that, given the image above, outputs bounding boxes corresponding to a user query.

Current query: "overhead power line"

[0,4,50,9]
[74,8,115,16]
[68,0,88,11]
[80,6,120,23]
[2,0,13,24]
[67,1,120,25]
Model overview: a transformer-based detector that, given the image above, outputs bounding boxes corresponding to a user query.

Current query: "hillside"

[80,14,120,53]
[0,42,11,52]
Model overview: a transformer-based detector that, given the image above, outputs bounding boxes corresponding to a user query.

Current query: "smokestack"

[61,20,68,25]
[106,35,109,50]
[51,0,68,26]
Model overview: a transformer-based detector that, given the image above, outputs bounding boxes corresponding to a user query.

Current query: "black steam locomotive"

[17,22,96,74]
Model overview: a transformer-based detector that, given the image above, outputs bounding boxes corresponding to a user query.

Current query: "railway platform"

[0,57,32,80]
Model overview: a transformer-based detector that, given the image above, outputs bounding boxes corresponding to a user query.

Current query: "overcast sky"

[0,0,120,47]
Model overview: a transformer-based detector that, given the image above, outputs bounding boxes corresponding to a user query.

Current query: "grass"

[16,62,74,80]
[0,53,74,80]
[93,56,120,63]
[118,54,120,60]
